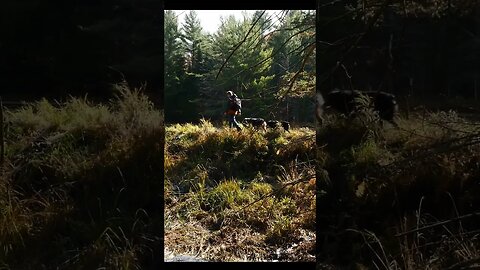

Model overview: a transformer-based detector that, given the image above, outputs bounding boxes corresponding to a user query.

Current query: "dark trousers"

[227,115,241,131]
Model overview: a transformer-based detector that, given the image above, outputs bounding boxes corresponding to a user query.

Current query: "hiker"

[224,90,242,131]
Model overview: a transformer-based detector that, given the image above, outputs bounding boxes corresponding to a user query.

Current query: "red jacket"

[225,96,241,115]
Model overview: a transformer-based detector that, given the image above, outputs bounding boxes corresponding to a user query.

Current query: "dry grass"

[318,108,480,269]
[164,120,316,262]
[0,83,163,269]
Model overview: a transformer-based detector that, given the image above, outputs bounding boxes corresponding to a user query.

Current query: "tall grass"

[0,83,163,269]
[318,108,480,269]
[164,120,316,261]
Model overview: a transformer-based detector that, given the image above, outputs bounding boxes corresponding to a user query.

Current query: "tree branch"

[395,212,480,237]
[215,10,266,80]
[228,25,315,80]
[280,42,316,101]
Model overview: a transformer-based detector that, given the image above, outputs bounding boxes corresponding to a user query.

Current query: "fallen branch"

[395,212,480,237]
[237,171,315,212]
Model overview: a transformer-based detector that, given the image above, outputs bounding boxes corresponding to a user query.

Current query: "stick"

[215,11,266,80]
[395,212,480,237]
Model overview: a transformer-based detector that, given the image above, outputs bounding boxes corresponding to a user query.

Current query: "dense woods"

[164,10,315,124]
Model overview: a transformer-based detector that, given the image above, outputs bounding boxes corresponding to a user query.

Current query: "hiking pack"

[233,96,241,111]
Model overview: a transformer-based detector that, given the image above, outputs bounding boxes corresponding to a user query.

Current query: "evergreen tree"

[165,10,317,123]
[164,10,187,122]
[181,11,204,73]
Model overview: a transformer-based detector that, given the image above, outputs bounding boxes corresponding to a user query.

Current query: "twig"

[238,172,315,212]
[279,43,316,102]
[215,11,266,80]
[395,212,480,237]
[226,25,315,82]
[347,229,392,269]
[382,128,480,170]
[427,231,480,267]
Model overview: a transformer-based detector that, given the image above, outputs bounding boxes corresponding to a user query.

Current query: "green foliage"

[350,139,383,166]
[202,180,247,212]
[164,10,185,88]
[164,10,315,123]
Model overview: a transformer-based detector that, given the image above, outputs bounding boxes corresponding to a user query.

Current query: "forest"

[317,0,480,269]
[164,10,317,262]
[164,10,316,124]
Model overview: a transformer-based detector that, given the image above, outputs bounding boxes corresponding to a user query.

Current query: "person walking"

[224,90,242,131]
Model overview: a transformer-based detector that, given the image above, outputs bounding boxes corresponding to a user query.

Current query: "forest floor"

[318,107,480,269]
[164,121,316,262]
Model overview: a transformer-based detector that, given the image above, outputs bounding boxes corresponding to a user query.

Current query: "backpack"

[233,97,242,110]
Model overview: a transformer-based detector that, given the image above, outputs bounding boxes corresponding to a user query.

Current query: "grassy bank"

[0,83,163,269]
[164,121,316,261]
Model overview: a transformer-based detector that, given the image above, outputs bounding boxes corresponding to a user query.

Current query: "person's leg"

[228,115,234,128]
[233,115,242,131]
